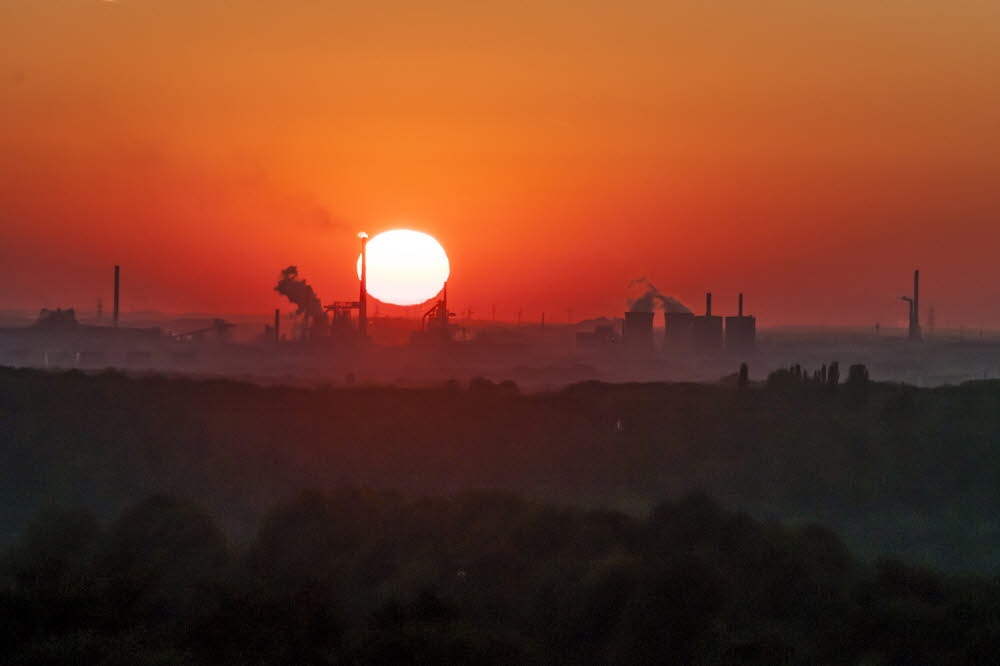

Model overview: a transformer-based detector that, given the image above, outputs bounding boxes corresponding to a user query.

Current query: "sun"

[357,229,450,306]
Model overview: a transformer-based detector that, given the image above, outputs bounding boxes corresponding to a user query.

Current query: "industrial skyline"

[2,2,999,326]
[4,4,1000,663]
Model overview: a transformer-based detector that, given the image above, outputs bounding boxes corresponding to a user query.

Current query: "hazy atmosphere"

[3,0,999,326]
[3,2,1000,664]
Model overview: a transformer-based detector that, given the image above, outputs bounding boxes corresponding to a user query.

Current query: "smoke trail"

[275,266,328,325]
[627,277,692,314]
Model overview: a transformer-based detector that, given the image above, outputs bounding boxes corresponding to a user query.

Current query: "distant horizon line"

[0,309,995,335]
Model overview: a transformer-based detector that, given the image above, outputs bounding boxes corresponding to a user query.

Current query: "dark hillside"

[2,367,999,572]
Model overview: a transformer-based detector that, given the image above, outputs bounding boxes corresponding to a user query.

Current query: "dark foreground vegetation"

[4,491,1000,665]
[2,366,1000,574]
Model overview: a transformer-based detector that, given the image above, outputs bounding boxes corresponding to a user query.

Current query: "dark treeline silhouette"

[2,367,1000,573]
[3,491,1000,665]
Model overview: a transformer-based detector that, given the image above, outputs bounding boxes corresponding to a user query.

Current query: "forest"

[1,366,999,573]
[3,490,999,665]
[4,366,1000,662]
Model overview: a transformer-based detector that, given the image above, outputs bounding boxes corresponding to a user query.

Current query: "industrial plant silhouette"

[5,0,1000,662]
[3,249,999,666]
[1,255,991,392]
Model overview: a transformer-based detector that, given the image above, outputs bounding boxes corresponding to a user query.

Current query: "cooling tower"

[664,311,695,351]
[624,311,655,354]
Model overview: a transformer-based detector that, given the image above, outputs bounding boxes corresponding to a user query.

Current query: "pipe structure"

[358,233,368,338]
[706,292,712,316]
[113,265,120,327]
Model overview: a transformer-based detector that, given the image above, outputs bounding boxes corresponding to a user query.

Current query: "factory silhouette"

[608,288,755,356]
[0,243,987,389]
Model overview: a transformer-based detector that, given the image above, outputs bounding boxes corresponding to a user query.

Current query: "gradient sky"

[2,0,999,326]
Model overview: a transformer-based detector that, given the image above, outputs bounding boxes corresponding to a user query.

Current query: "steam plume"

[627,277,691,314]
[275,266,328,325]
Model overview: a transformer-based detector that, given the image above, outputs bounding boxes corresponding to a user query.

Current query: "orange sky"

[2,0,999,326]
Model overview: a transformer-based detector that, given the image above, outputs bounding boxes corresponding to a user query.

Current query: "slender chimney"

[738,293,743,317]
[359,233,368,338]
[437,282,450,331]
[113,265,120,327]
[274,308,280,343]
[706,292,712,316]
[911,269,922,341]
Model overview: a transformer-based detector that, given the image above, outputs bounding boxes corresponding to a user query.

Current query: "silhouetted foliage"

[828,361,840,386]
[2,365,1000,577]
[1,492,998,665]
[738,362,749,387]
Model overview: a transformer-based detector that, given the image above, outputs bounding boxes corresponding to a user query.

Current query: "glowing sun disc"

[357,229,450,306]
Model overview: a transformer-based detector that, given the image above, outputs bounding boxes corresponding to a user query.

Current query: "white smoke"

[627,277,691,314]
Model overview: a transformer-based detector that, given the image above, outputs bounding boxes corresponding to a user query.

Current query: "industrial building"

[725,293,756,353]
[410,282,456,345]
[664,311,694,352]
[692,293,723,351]
[575,322,618,352]
[624,311,655,354]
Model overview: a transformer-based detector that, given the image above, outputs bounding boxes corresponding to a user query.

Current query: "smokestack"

[274,308,280,343]
[113,265,120,327]
[725,294,756,352]
[359,233,368,339]
[706,292,712,316]
[911,269,922,341]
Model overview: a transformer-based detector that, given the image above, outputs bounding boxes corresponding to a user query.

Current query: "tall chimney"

[911,269,922,341]
[706,292,712,316]
[359,234,368,338]
[113,265,120,327]
[274,308,280,343]
[738,293,743,317]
